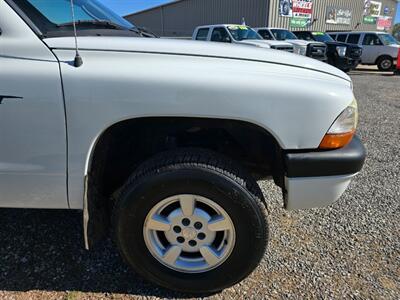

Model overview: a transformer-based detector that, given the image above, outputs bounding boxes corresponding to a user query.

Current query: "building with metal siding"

[268,0,398,32]
[125,0,399,37]
[126,0,270,36]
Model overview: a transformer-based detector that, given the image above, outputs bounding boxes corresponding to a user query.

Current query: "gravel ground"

[0,71,399,300]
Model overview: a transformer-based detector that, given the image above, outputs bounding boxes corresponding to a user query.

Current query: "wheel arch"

[83,116,284,178]
[83,116,284,249]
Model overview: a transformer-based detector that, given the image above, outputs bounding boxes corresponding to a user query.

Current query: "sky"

[100,1,400,23]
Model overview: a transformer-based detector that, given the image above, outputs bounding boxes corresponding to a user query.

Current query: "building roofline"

[124,0,185,18]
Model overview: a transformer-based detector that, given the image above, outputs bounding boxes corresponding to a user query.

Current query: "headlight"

[319,98,358,149]
[294,45,307,56]
[336,46,347,57]
[299,46,307,55]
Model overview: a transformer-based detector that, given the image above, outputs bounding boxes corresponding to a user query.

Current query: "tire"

[112,148,268,294]
[377,56,393,71]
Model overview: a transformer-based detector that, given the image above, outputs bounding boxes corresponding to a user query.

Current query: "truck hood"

[44,36,350,81]
[236,39,293,48]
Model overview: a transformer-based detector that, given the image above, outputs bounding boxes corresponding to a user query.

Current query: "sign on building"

[377,16,392,30]
[279,0,313,18]
[363,1,382,18]
[280,0,313,29]
[290,17,311,28]
[326,7,352,25]
[363,16,377,24]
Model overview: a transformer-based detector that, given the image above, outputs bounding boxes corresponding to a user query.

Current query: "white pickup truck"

[255,27,327,61]
[193,24,294,53]
[1,0,365,294]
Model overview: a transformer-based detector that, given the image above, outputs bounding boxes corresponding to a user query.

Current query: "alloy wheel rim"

[143,194,236,273]
[381,59,392,69]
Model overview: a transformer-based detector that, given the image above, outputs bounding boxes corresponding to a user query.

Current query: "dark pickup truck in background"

[294,31,363,72]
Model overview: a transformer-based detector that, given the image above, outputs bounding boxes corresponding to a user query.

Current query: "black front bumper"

[334,56,361,70]
[284,136,366,178]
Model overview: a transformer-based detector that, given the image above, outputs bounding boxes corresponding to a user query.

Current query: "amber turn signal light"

[319,130,355,149]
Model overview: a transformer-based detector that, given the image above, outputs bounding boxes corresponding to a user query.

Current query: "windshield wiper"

[57,20,157,38]
[57,20,158,38]
[57,20,128,30]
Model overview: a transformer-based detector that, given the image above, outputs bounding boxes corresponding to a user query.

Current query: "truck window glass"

[337,34,347,42]
[363,34,383,46]
[258,29,273,40]
[271,29,298,40]
[227,26,261,41]
[196,28,209,41]
[377,34,400,45]
[347,34,361,44]
[11,0,135,36]
[211,27,231,42]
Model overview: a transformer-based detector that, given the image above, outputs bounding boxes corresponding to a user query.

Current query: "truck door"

[0,2,67,208]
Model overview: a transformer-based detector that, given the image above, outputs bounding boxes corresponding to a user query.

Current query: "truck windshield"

[378,34,400,45]
[227,26,262,41]
[10,0,135,36]
[311,32,334,43]
[271,29,298,40]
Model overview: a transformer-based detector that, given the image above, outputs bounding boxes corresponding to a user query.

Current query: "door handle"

[0,95,23,104]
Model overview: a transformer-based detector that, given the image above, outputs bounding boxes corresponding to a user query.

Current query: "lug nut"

[197,232,206,240]
[194,222,203,230]
[173,226,181,233]
[182,218,190,226]
[189,240,197,247]
[177,237,185,243]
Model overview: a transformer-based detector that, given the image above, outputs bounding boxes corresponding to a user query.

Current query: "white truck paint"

[0,0,365,293]
[1,0,357,210]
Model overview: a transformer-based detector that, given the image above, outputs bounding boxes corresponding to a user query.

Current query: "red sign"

[377,17,392,30]
[293,0,313,19]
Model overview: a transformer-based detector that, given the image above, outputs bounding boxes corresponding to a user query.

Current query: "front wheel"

[112,149,268,294]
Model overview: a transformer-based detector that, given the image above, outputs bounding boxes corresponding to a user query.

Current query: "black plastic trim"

[284,135,366,178]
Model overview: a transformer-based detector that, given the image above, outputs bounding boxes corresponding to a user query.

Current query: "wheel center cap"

[182,227,197,239]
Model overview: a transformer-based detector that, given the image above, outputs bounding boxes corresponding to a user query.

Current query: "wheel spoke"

[146,215,171,231]
[208,216,231,232]
[200,246,220,266]
[163,245,182,264]
[179,195,195,216]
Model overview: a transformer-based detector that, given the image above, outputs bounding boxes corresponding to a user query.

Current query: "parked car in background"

[255,27,327,61]
[293,31,363,72]
[193,24,294,53]
[2,0,366,294]
[329,31,400,71]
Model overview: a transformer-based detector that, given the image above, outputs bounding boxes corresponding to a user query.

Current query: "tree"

[393,23,400,41]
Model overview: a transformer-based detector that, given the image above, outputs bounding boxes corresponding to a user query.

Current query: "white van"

[329,31,399,71]
[193,24,294,53]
